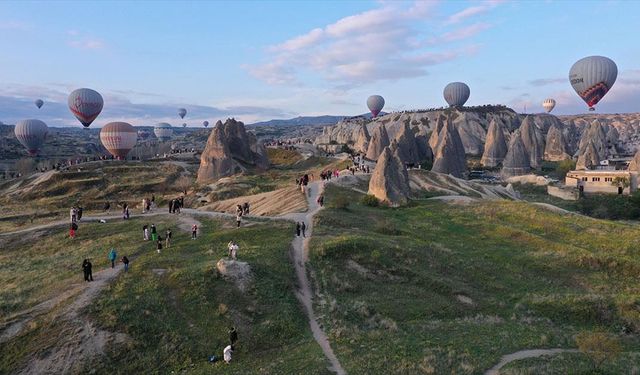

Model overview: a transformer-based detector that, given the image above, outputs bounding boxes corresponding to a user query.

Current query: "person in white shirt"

[223,345,234,364]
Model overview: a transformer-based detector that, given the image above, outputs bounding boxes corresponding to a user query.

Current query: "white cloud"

[68,38,105,50]
[445,0,504,25]
[247,1,488,89]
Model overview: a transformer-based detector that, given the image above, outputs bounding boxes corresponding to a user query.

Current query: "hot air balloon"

[569,56,617,111]
[68,88,104,128]
[443,82,470,107]
[542,98,556,113]
[178,108,187,119]
[100,122,137,160]
[203,121,209,128]
[14,119,48,156]
[137,129,151,140]
[154,123,173,141]
[366,95,385,118]
[35,99,44,109]
[182,123,187,128]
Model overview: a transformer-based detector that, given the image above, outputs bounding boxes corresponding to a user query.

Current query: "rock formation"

[501,131,531,177]
[629,148,640,172]
[577,120,608,160]
[576,140,600,170]
[480,118,508,167]
[353,123,370,153]
[197,118,269,184]
[428,114,446,151]
[452,112,486,156]
[544,123,571,161]
[413,126,433,165]
[393,120,421,165]
[606,126,620,156]
[365,123,390,161]
[431,115,467,178]
[368,146,410,206]
[519,116,545,169]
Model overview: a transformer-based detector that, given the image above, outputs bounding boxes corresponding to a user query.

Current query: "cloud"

[445,0,504,25]
[0,21,29,30]
[0,85,292,126]
[247,1,485,89]
[529,78,565,86]
[68,38,105,50]
[428,22,491,44]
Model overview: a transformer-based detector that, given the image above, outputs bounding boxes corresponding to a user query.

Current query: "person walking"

[191,224,198,240]
[223,345,234,364]
[229,327,238,345]
[169,199,174,214]
[86,259,93,281]
[121,256,129,272]
[236,213,242,228]
[156,240,163,254]
[296,222,301,237]
[108,248,117,268]
[143,224,149,241]
[82,259,91,281]
[69,222,78,239]
[151,224,157,241]
[165,229,172,248]
[301,222,306,238]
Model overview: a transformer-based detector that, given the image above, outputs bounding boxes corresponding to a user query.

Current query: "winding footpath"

[0,184,346,374]
[484,348,578,374]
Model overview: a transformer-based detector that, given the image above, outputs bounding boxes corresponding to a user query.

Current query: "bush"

[556,159,576,179]
[576,194,640,220]
[576,331,622,370]
[331,194,350,210]
[361,194,380,207]
[374,220,401,236]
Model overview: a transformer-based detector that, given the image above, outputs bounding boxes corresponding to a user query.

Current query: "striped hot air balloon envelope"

[569,56,617,111]
[68,88,104,127]
[443,82,470,107]
[542,98,556,113]
[100,122,137,159]
[366,95,385,118]
[154,123,173,141]
[15,119,48,156]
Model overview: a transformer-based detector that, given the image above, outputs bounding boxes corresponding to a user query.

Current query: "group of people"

[319,169,339,181]
[296,174,310,194]
[141,195,156,213]
[169,197,185,214]
[143,224,173,252]
[69,206,83,238]
[295,222,307,237]
[108,248,130,271]
[211,326,238,364]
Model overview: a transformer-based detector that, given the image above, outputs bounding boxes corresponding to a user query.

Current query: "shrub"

[374,220,401,236]
[361,194,380,207]
[556,159,576,179]
[331,194,350,210]
[576,331,622,370]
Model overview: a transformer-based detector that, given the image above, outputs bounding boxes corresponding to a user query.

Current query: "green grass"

[500,352,640,374]
[309,184,640,374]
[513,183,580,212]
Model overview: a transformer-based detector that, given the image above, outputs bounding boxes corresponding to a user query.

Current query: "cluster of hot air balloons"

[364,55,618,117]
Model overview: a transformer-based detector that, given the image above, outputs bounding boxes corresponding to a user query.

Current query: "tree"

[175,175,193,195]
[556,158,576,179]
[576,331,622,371]
[611,176,630,189]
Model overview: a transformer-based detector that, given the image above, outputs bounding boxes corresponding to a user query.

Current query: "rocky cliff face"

[197,118,269,184]
[431,115,467,178]
[393,120,422,165]
[481,118,508,167]
[501,131,530,177]
[368,146,410,206]
[576,140,600,170]
[365,123,390,161]
[629,148,640,172]
[559,113,640,155]
[576,120,608,164]
[519,116,545,169]
[353,123,370,154]
[544,123,571,161]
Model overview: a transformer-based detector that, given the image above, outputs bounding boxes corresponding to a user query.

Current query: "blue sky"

[0,0,639,127]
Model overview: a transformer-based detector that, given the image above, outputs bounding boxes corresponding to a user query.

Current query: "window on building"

[582,177,588,181]
[592,177,600,182]
[605,177,613,182]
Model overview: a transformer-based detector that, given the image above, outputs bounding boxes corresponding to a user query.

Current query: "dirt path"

[285,181,347,375]
[484,348,578,374]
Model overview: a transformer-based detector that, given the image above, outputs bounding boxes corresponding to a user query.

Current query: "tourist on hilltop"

[191,224,198,240]
[143,224,149,241]
[108,248,117,268]
[121,256,129,272]
[146,198,151,212]
[236,212,242,228]
[70,206,77,223]
[165,229,172,248]
[156,239,163,254]
[301,222,306,238]
[223,345,234,364]
[142,198,147,213]
[296,222,301,237]
[169,199,174,214]
[236,204,243,216]
[103,201,110,213]
[243,202,249,215]
[229,327,238,345]
[77,206,83,221]
[150,224,157,241]
[82,259,93,282]
[180,196,185,210]
[70,222,78,239]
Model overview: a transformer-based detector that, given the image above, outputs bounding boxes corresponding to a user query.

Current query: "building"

[565,169,637,195]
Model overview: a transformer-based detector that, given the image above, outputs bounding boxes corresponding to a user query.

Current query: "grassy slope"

[309,184,640,374]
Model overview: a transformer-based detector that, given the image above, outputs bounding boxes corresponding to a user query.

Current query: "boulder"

[365,123,390,161]
[501,131,531,177]
[431,115,467,178]
[368,146,410,206]
[544,123,571,161]
[480,118,508,167]
[519,116,545,169]
[353,123,371,154]
[216,259,252,292]
[197,118,270,184]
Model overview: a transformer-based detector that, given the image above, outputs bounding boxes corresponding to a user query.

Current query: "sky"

[0,0,639,127]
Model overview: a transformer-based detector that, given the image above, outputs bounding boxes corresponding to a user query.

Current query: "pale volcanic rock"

[431,115,467,178]
[576,140,600,170]
[353,123,371,154]
[365,123,391,161]
[501,131,531,177]
[481,118,508,167]
[519,116,545,169]
[544,123,571,161]
[368,146,410,206]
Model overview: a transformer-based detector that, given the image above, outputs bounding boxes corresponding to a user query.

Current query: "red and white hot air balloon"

[68,88,104,128]
[100,122,137,159]
[14,119,48,156]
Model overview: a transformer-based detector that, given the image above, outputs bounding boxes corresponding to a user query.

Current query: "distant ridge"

[248,112,385,127]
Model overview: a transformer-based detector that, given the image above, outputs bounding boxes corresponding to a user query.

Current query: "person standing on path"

[121,256,129,272]
[296,222,301,237]
[156,240,163,254]
[191,224,198,240]
[151,224,157,241]
[301,222,306,238]
[169,199,174,214]
[82,259,91,281]
[229,327,238,345]
[86,259,93,281]
[108,248,117,268]
[143,224,149,241]
[236,213,242,228]
[165,229,172,248]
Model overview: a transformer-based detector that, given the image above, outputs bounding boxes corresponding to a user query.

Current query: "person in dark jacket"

[301,222,306,237]
[229,326,238,345]
[82,259,93,281]
[121,256,129,272]
[296,222,301,237]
